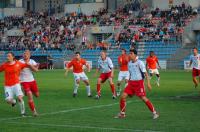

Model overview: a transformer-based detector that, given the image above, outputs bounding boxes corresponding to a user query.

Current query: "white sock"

[157,77,160,83]
[86,85,91,96]
[19,100,25,114]
[74,83,79,94]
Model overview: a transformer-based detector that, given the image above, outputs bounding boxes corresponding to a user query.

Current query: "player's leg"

[81,72,92,97]
[108,77,116,99]
[96,77,102,99]
[117,72,123,96]
[4,87,16,106]
[149,69,153,79]
[30,81,39,116]
[139,96,159,119]
[14,84,25,116]
[192,69,198,88]
[115,82,133,118]
[83,80,92,97]
[73,73,81,97]
[155,69,160,86]
[114,92,128,118]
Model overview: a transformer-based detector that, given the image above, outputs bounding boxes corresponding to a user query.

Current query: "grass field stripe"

[6,122,162,132]
[0,101,134,121]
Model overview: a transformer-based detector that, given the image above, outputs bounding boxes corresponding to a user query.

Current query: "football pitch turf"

[0,70,200,132]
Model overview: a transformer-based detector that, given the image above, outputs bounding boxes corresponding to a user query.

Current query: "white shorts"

[149,69,159,75]
[118,71,130,81]
[73,72,89,81]
[4,83,24,100]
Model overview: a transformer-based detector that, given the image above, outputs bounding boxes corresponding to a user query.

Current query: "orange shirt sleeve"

[118,56,122,65]
[82,59,87,65]
[19,62,28,69]
[67,60,73,69]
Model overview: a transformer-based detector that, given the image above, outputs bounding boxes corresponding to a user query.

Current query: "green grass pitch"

[0,70,200,132]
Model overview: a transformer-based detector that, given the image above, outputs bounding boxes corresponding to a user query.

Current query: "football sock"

[19,100,25,114]
[145,100,155,113]
[74,83,79,94]
[86,85,91,96]
[110,84,116,96]
[120,98,126,113]
[28,101,35,112]
[97,84,101,96]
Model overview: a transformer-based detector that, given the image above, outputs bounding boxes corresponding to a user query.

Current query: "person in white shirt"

[95,50,116,99]
[20,50,39,116]
[189,47,200,88]
[115,49,159,119]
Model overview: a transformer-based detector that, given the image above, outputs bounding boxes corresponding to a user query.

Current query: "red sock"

[97,84,101,96]
[145,100,155,113]
[28,101,35,112]
[120,98,126,113]
[110,84,116,96]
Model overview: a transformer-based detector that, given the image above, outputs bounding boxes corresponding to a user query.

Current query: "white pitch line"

[5,122,162,132]
[0,101,133,122]
[0,92,197,122]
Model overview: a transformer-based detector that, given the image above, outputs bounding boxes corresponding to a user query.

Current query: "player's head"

[23,50,31,60]
[100,50,107,60]
[75,51,81,60]
[7,52,15,62]
[121,48,126,55]
[129,49,137,61]
[193,47,198,55]
[150,51,154,57]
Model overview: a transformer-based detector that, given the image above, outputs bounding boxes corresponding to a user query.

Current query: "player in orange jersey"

[117,49,130,96]
[146,51,161,86]
[0,52,36,116]
[65,52,92,97]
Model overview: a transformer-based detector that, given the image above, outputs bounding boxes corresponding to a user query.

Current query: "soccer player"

[0,52,36,116]
[189,47,200,88]
[115,49,159,119]
[117,49,130,96]
[20,50,39,116]
[146,51,161,86]
[95,50,116,99]
[65,52,92,97]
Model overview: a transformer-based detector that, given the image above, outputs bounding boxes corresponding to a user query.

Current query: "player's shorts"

[73,72,89,81]
[192,68,200,77]
[118,71,130,81]
[21,80,39,95]
[124,80,146,97]
[149,69,159,75]
[4,83,24,100]
[100,72,112,83]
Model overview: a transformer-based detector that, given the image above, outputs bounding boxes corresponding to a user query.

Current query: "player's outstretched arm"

[94,68,99,77]
[86,63,91,72]
[145,72,152,91]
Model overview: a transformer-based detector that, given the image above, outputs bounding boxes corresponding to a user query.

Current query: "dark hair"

[7,52,15,58]
[121,48,126,52]
[193,47,198,50]
[129,49,137,55]
[150,51,154,53]
[75,51,81,55]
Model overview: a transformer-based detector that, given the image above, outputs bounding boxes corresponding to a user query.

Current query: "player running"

[0,52,36,116]
[115,49,159,119]
[117,49,130,96]
[95,50,116,99]
[146,51,161,86]
[189,47,200,88]
[20,50,39,116]
[65,52,92,97]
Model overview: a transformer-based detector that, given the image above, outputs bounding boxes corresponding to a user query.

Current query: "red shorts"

[192,68,200,77]
[21,81,39,95]
[124,80,146,97]
[99,72,112,83]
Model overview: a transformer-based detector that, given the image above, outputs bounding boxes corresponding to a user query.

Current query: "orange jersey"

[67,58,87,73]
[0,61,27,86]
[146,56,158,69]
[118,54,129,71]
